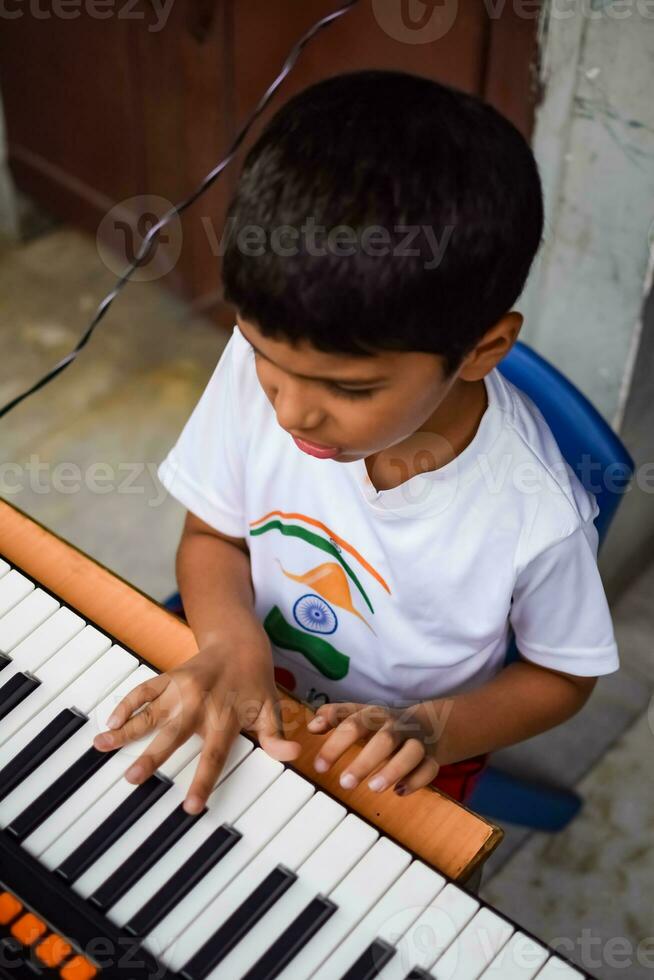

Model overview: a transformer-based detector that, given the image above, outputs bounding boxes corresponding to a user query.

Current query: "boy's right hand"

[92,621,302,814]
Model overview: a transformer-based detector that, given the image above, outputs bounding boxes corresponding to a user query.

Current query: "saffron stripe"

[249,510,391,594]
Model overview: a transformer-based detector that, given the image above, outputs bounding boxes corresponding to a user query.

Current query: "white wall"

[518,0,654,427]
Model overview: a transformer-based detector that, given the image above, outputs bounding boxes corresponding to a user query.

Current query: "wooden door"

[0,1,542,323]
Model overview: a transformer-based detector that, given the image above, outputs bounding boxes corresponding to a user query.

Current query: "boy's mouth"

[291,435,342,459]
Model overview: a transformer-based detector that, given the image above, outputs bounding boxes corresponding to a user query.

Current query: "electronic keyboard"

[0,506,592,980]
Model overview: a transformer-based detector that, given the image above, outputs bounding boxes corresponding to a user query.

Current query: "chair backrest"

[498,341,634,546]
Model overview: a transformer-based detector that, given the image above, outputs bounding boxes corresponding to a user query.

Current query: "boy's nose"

[274,389,323,434]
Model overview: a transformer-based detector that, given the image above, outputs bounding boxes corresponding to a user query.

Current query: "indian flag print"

[249,510,391,692]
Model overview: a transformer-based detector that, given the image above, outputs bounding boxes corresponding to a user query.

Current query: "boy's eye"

[251,349,376,399]
[329,384,375,399]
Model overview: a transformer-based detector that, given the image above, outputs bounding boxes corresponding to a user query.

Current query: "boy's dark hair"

[222,69,544,373]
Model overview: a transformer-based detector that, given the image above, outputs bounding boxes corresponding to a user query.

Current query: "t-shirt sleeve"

[509,518,619,677]
[157,330,246,538]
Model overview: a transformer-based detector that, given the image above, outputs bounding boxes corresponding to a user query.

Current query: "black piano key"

[55,774,172,885]
[0,708,87,803]
[124,823,242,938]
[0,671,40,722]
[6,746,117,842]
[340,938,397,980]
[243,894,337,980]
[405,969,436,979]
[0,653,11,670]
[89,803,205,912]
[180,864,297,980]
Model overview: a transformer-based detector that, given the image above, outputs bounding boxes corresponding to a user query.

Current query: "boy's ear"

[457,311,523,381]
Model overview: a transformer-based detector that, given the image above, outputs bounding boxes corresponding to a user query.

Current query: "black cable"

[0,0,361,420]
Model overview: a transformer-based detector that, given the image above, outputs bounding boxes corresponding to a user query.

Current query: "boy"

[94,70,619,813]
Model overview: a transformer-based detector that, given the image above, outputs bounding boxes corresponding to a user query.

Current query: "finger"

[338,725,415,791]
[364,738,426,793]
[184,722,240,815]
[122,722,191,785]
[93,698,161,752]
[394,756,440,796]
[306,702,361,733]
[312,709,371,774]
[93,675,168,750]
[255,698,301,762]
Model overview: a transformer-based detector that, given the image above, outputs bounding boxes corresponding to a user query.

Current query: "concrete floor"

[2,227,652,979]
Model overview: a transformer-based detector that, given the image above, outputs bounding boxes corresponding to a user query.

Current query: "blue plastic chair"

[164,340,634,831]
[466,341,634,831]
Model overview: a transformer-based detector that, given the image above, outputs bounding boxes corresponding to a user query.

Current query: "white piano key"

[148,768,314,965]
[69,735,253,898]
[169,791,346,975]
[0,570,34,618]
[533,960,585,979]
[378,883,480,980]
[0,589,59,653]
[0,559,9,578]
[312,861,446,980]
[110,748,284,929]
[479,931,549,979]
[0,654,144,828]
[209,813,379,980]
[275,836,413,980]
[432,906,514,980]
[0,607,84,683]
[0,626,112,753]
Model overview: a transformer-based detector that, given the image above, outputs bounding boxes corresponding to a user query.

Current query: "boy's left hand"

[307,700,441,796]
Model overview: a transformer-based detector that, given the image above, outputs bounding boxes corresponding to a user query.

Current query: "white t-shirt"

[158,324,619,709]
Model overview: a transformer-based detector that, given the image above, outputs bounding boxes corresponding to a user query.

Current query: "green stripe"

[264,606,350,681]
[250,520,374,614]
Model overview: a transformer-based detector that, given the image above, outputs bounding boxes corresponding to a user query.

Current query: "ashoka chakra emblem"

[292,593,338,634]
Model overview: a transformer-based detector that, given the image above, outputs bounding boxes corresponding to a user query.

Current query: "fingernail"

[308,717,326,731]
[125,764,144,783]
[106,714,120,730]
[340,772,357,789]
[314,757,328,773]
[368,775,387,792]
[394,782,407,796]
[94,733,113,750]
[184,795,204,815]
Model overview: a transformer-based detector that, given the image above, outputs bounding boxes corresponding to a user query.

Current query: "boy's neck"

[364,377,488,492]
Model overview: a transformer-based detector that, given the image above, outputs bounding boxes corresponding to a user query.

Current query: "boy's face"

[236,314,461,463]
